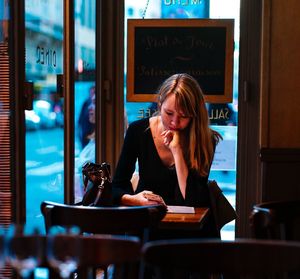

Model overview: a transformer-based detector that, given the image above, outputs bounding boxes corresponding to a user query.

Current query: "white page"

[167,205,195,214]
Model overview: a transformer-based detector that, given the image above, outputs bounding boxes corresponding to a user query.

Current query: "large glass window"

[25,0,96,234]
[25,0,64,233]
[124,0,239,240]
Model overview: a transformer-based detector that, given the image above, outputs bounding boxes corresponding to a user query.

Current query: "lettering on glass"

[208,108,230,121]
[137,108,152,119]
[36,46,57,67]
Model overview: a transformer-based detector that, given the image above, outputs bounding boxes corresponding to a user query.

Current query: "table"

[159,207,210,231]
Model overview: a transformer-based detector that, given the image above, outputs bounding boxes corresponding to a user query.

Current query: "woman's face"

[160,94,191,131]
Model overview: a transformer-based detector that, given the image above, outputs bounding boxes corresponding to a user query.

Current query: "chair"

[48,234,141,279]
[40,201,166,241]
[5,234,47,278]
[249,200,300,240]
[40,201,166,279]
[142,238,300,279]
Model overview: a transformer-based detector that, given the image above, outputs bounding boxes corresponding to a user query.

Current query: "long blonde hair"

[157,73,222,176]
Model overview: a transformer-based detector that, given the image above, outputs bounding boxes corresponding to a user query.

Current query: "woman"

[112,73,222,212]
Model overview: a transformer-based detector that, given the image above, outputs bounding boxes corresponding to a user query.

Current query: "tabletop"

[159,207,210,231]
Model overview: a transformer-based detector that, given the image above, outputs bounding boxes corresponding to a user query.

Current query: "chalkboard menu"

[127,19,234,103]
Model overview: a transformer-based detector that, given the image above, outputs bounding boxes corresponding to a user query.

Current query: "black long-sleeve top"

[112,118,211,208]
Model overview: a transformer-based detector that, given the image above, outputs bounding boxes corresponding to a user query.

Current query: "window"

[124,0,240,240]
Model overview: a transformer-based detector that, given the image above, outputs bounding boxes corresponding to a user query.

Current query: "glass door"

[25,0,64,233]
[24,0,96,234]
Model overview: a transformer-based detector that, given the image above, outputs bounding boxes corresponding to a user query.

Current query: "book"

[167,205,195,214]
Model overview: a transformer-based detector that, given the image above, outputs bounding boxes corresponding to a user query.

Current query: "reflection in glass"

[74,0,96,203]
[25,0,64,234]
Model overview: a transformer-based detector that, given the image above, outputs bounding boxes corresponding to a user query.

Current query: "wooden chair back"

[65,234,140,279]
[77,235,140,267]
[40,201,166,240]
[142,238,300,279]
[250,200,300,240]
[17,234,140,279]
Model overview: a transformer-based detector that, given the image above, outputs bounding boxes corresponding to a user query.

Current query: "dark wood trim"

[260,0,271,147]
[11,0,26,223]
[260,148,300,202]
[96,0,124,171]
[260,148,300,162]
[236,0,263,238]
[64,0,75,204]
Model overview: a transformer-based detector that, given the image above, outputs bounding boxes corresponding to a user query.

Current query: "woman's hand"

[161,130,181,150]
[121,191,166,207]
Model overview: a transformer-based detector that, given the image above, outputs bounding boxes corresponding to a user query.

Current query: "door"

[25,0,65,232]
[25,0,96,233]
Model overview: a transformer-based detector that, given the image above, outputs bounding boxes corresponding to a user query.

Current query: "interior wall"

[260,0,300,148]
[259,0,300,203]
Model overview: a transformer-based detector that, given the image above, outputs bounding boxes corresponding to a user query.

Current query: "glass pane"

[74,0,96,204]
[25,0,64,233]
[124,0,239,240]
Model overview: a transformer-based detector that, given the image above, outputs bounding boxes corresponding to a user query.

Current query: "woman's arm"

[161,130,188,199]
[172,147,188,199]
[112,123,138,204]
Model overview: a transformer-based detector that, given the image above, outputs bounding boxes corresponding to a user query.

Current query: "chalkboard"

[127,19,234,103]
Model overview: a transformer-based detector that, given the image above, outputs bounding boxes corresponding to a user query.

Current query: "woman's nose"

[171,116,179,126]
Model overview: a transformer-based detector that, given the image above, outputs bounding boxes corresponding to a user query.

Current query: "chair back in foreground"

[3,233,140,279]
[77,235,140,269]
[41,201,166,240]
[250,200,300,240]
[142,238,300,279]
[72,234,141,279]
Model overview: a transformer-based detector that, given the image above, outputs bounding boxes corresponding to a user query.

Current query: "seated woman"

[112,73,222,238]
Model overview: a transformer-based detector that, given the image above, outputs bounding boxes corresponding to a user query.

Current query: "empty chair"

[142,238,300,279]
[40,201,166,241]
[250,200,300,240]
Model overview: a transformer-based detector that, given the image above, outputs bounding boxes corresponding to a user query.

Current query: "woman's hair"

[157,73,222,176]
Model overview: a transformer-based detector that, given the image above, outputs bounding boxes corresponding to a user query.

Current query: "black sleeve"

[184,131,219,207]
[184,169,210,207]
[112,122,139,204]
